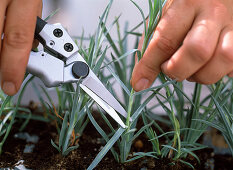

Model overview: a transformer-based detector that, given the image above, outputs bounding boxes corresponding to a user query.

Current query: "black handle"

[35,17,47,35]
[34,17,47,46]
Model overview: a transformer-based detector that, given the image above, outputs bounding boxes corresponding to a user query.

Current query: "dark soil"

[1,112,233,169]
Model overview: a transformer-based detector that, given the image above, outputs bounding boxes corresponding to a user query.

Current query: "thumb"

[130,48,160,92]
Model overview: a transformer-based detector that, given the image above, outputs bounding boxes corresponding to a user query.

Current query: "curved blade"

[80,84,126,128]
[81,70,130,121]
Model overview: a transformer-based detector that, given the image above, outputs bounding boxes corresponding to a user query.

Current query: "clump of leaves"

[86,0,176,169]
[0,75,36,154]
[195,79,233,156]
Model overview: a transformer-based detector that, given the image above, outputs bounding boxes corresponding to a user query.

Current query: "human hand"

[0,0,42,96]
[131,0,233,91]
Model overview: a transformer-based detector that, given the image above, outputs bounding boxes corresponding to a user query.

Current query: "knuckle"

[155,34,176,56]
[1,69,20,83]
[1,66,18,76]
[219,46,233,63]
[186,40,212,63]
[140,59,160,78]
[5,29,32,48]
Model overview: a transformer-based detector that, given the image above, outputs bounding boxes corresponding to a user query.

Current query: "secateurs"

[27,17,128,128]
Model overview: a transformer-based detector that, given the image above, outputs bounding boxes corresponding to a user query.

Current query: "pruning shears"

[27,17,128,128]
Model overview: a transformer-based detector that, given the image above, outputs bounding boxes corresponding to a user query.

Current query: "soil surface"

[1,112,233,170]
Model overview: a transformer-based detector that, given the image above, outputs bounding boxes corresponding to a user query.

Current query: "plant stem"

[120,89,134,163]
[126,89,135,130]
[160,74,181,159]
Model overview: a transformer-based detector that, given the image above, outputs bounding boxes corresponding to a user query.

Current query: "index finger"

[131,0,196,91]
[1,0,42,96]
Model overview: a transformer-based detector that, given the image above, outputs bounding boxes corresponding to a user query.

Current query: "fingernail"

[2,81,16,96]
[135,78,149,91]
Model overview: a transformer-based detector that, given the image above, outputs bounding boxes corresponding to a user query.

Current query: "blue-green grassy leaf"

[105,63,130,96]
[130,121,153,142]
[15,113,50,122]
[212,96,233,143]
[125,31,142,36]
[63,145,80,156]
[101,22,121,57]
[0,111,13,133]
[97,106,116,133]
[88,127,125,170]
[51,139,60,152]
[76,100,94,124]
[0,75,34,154]
[103,49,139,69]
[125,151,158,162]
[133,80,175,96]
[124,128,137,135]
[193,119,226,133]
[93,46,108,73]
[44,8,60,21]
[162,145,178,153]
[0,96,12,118]
[77,117,89,136]
[131,93,156,121]
[87,108,109,140]
[59,112,69,150]
[181,148,200,163]
[19,111,32,131]
[179,160,194,169]
[87,107,119,161]
[130,0,147,35]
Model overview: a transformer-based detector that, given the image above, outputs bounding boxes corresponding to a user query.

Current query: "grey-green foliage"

[194,79,233,156]
[87,0,176,169]
[49,82,93,156]
[88,0,233,169]
[138,73,233,169]
[0,94,13,154]
[45,0,119,156]
[0,75,35,154]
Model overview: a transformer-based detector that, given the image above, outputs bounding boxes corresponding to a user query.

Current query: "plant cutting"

[1,0,233,169]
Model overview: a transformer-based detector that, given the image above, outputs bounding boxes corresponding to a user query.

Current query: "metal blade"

[80,84,126,128]
[81,71,130,121]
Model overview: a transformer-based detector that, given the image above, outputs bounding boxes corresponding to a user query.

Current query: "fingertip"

[131,60,157,92]
[0,68,24,96]
[130,67,139,91]
[134,78,150,92]
[1,81,17,96]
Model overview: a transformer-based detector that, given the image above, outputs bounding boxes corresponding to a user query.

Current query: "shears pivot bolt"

[72,61,89,79]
